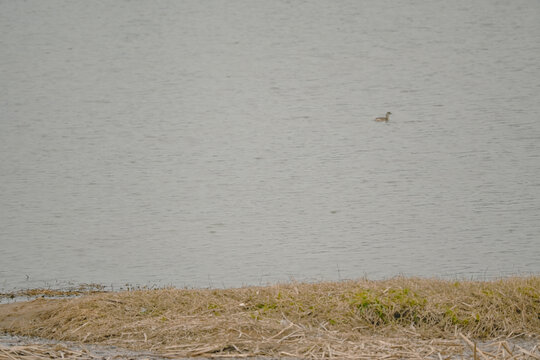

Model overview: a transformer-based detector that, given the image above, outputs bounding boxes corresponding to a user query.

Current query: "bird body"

[375,112,392,122]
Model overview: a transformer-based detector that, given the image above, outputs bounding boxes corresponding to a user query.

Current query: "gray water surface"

[1,0,540,290]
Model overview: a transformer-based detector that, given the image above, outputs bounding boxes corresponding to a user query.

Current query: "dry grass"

[1,276,539,359]
[0,338,538,360]
[0,344,98,360]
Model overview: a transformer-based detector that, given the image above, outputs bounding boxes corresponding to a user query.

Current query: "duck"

[374,112,392,122]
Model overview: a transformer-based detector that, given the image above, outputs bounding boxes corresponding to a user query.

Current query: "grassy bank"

[1,276,539,359]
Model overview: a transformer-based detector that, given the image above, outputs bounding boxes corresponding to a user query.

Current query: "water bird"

[375,112,392,122]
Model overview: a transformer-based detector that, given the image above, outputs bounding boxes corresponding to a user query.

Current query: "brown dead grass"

[0,344,98,360]
[1,276,539,359]
[1,338,539,360]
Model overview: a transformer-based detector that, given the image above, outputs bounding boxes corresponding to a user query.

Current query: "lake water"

[1,0,539,291]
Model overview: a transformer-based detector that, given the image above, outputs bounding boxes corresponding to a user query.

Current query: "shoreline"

[1,332,537,360]
[1,276,539,359]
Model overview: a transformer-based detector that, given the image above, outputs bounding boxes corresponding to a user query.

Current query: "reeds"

[1,276,539,359]
[0,337,538,359]
[0,344,97,360]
